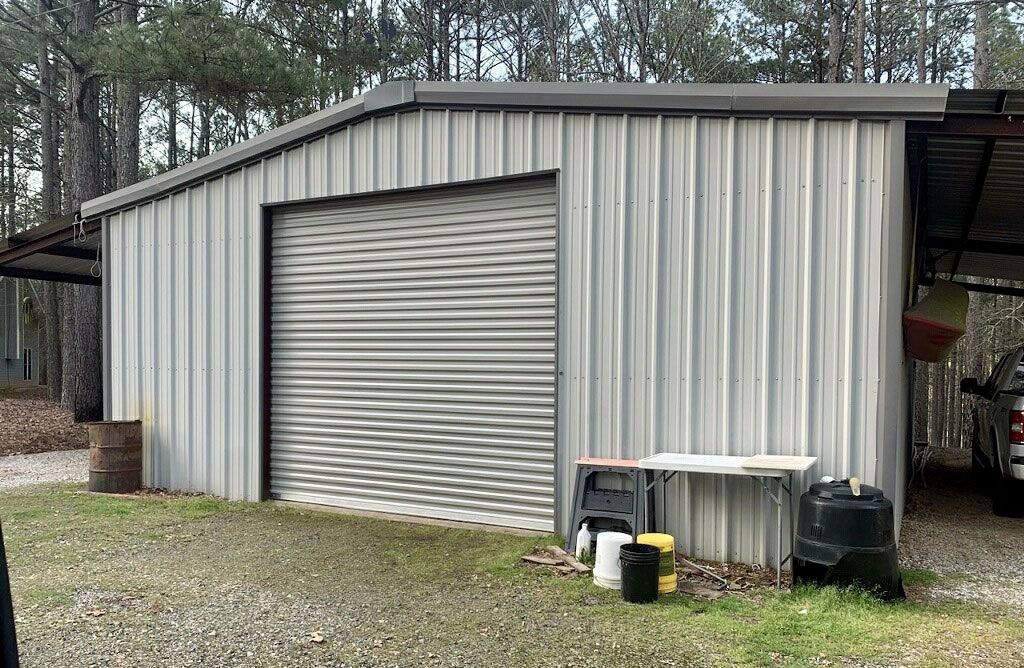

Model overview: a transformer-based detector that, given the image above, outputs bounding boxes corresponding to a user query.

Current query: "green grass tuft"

[903,568,943,586]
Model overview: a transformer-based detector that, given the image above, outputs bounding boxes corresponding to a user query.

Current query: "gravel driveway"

[900,448,1024,610]
[4,487,1021,668]
[0,449,88,491]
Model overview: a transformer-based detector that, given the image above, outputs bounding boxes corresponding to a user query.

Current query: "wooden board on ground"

[546,545,591,573]
[521,554,562,567]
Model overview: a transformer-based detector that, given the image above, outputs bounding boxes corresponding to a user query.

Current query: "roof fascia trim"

[412,81,949,119]
[82,95,367,219]
[81,81,949,219]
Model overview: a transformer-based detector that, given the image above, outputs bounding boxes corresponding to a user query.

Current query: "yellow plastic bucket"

[637,533,677,594]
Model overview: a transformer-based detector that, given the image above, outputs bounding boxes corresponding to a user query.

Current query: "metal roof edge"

[728,82,949,118]
[81,81,949,219]
[411,81,950,119]
[81,95,367,219]
[411,80,737,111]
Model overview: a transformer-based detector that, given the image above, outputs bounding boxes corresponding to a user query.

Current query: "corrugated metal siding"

[268,179,557,531]
[106,109,908,566]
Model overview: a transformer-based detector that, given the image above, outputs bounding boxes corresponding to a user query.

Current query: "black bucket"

[619,542,660,603]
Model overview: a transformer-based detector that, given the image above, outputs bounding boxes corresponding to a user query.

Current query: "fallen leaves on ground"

[0,393,88,457]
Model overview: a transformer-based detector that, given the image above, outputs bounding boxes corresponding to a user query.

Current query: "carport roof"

[0,214,102,285]
[909,89,1024,284]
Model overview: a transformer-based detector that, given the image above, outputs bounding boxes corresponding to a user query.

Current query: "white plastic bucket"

[592,531,632,590]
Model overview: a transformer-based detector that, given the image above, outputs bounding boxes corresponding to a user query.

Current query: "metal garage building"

[8,81,992,567]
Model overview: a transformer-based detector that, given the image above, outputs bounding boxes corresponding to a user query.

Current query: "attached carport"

[909,89,1024,291]
[0,215,102,286]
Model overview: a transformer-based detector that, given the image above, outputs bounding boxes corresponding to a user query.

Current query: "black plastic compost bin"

[793,480,904,600]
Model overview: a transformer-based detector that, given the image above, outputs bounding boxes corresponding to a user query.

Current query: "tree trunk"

[38,0,57,218]
[852,0,865,82]
[37,315,47,385]
[53,107,63,214]
[974,1,991,88]
[167,83,177,169]
[7,119,14,230]
[63,0,103,422]
[197,96,210,159]
[826,0,845,83]
[0,121,5,238]
[116,2,139,188]
[914,361,928,443]
[916,0,927,83]
[0,123,6,236]
[37,0,61,394]
[44,282,61,401]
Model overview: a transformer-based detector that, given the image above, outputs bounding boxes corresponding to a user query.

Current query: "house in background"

[0,277,39,387]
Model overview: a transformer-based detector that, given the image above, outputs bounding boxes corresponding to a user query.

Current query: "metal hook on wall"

[90,244,102,279]
[74,212,86,243]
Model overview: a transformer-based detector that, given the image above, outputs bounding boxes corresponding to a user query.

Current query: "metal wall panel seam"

[614,115,627,458]
[648,116,663,463]
[842,120,860,477]
[102,215,112,420]
[799,119,816,461]
[581,113,596,476]
[680,115,698,555]
[553,163,564,533]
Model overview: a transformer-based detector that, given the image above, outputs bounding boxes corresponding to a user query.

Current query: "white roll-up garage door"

[269,176,557,531]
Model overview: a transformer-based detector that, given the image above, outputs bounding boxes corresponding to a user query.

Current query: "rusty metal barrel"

[86,420,142,494]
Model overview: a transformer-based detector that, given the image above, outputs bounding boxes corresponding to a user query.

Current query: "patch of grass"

[17,585,73,608]
[903,568,943,586]
[574,583,1020,666]
[2,484,1022,668]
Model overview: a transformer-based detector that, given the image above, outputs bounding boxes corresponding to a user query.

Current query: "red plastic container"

[903,280,968,363]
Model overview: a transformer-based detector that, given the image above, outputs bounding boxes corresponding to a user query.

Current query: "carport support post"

[0,523,18,668]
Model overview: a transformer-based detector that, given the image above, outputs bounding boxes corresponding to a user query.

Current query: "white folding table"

[638,453,818,589]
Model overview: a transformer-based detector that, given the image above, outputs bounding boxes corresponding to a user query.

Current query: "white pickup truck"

[961,348,1024,517]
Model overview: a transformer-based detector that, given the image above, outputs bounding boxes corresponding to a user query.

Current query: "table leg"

[776,479,782,589]
[661,473,667,534]
[788,472,795,585]
[642,471,664,536]
[752,476,785,590]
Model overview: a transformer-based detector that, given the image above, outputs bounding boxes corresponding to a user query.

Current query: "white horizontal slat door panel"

[270,177,557,531]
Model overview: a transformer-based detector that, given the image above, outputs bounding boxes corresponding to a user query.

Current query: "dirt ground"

[900,447,1024,610]
[0,388,88,457]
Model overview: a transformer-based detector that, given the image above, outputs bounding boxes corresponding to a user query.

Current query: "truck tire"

[992,476,1024,518]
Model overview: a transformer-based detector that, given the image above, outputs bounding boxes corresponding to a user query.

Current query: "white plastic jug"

[575,523,593,560]
[592,531,632,590]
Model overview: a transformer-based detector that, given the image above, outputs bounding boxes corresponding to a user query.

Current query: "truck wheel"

[992,476,1024,518]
